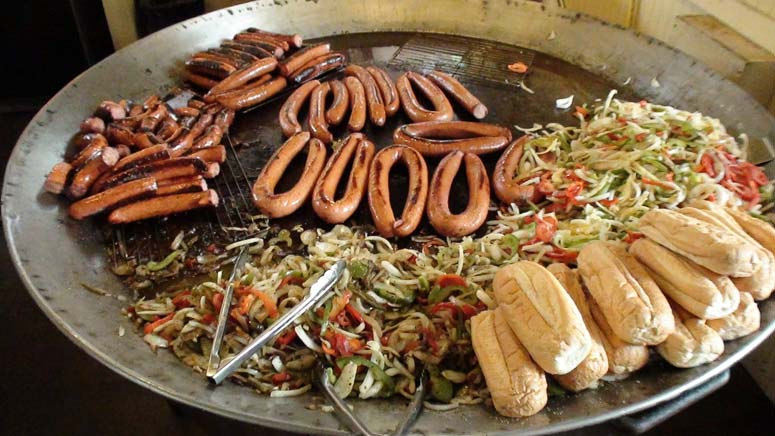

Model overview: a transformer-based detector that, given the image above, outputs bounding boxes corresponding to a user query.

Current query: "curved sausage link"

[393,121,512,156]
[325,80,349,126]
[206,57,278,97]
[368,145,429,238]
[426,70,488,119]
[396,72,454,123]
[289,53,346,85]
[493,136,541,204]
[252,132,327,218]
[216,76,287,111]
[427,151,490,237]
[279,43,331,77]
[345,65,385,126]
[279,80,320,137]
[308,82,333,144]
[343,76,366,132]
[312,134,375,224]
[366,66,400,117]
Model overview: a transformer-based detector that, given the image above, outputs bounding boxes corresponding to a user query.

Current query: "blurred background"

[1,1,773,434]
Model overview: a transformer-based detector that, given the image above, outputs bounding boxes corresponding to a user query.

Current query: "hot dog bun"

[707,292,760,340]
[577,241,674,345]
[588,299,649,377]
[493,261,592,375]
[656,305,724,368]
[726,207,775,256]
[471,309,547,418]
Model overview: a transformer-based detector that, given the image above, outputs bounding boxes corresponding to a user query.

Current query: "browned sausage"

[105,124,135,147]
[113,143,171,173]
[232,33,285,58]
[184,71,220,89]
[252,132,327,218]
[192,51,243,68]
[235,32,290,52]
[343,76,366,132]
[108,190,219,224]
[426,70,488,119]
[95,101,126,121]
[493,136,540,204]
[72,133,101,152]
[70,134,108,168]
[206,57,278,97]
[157,175,205,189]
[139,104,168,132]
[426,151,490,237]
[190,111,215,137]
[396,72,454,123]
[216,76,287,110]
[278,80,320,137]
[325,80,349,126]
[246,27,303,48]
[185,58,236,79]
[366,66,400,117]
[393,121,512,156]
[80,117,105,134]
[44,162,73,194]
[156,117,180,140]
[213,108,235,131]
[156,177,207,196]
[204,74,271,103]
[204,162,220,178]
[220,41,274,59]
[278,43,331,77]
[192,125,224,150]
[308,82,333,144]
[312,134,375,224]
[175,106,200,118]
[93,157,207,193]
[210,47,258,65]
[345,65,385,126]
[288,52,346,85]
[187,145,226,163]
[114,144,131,158]
[67,147,120,199]
[133,132,163,149]
[169,112,214,157]
[367,145,429,238]
[69,177,157,220]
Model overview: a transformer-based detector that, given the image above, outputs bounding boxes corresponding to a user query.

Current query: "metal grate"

[388,34,535,88]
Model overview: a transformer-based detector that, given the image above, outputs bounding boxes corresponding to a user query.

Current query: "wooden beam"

[688,0,775,55]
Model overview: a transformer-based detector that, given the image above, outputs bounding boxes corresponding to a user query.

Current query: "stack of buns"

[471,204,771,418]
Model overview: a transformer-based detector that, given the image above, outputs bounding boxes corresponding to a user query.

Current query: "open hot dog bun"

[630,238,740,319]
[471,309,547,418]
[493,261,592,375]
[657,305,724,368]
[547,264,609,392]
[577,241,674,345]
[638,208,759,277]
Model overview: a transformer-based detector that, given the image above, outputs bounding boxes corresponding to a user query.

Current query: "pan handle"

[614,369,730,434]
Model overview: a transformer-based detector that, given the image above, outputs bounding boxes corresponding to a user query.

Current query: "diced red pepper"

[573,106,588,118]
[172,290,192,309]
[272,372,292,385]
[623,231,645,244]
[201,313,215,325]
[635,132,648,142]
[566,181,586,206]
[437,274,467,289]
[345,303,364,324]
[212,292,224,312]
[544,247,578,263]
[278,275,304,288]
[599,198,618,207]
[144,313,174,335]
[276,329,298,347]
[329,291,352,321]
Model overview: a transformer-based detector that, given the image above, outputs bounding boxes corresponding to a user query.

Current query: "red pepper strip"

[212,292,224,312]
[144,313,174,335]
[201,313,215,325]
[635,132,648,142]
[235,288,279,318]
[623,231,645,244]
[276,329,298,347]
[544,247,578,263]
[699,154,716,177]
[335,310,351,327]
[321,343,337,356]
[333,332,363,356]
[278,275,304,288]
[272,372,292,385]
[573,106,588,118]
[599,198,618,207]
[429,302,478,319]
[436,274,467,289]
[344,303,364,324]
[238,294,255,315]
[172,290,192,308]
[642,178,673,189]
[565,181,586,206]
[329,291,352,321]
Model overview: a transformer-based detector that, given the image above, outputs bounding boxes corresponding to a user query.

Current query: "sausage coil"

[308,82,334,144]
[393,121,512,157]
[367,66,400,117]
[289,53,346,85]
[279,80,320,137]
[426,151,490,237]
[216,76,287,110]
[278,43,331,77]
[344,65,386,126]
[343,76,366,132]
[493,136,540,204]
[396,71,454,123]
[426,70,488,119]
[324,80,349,126]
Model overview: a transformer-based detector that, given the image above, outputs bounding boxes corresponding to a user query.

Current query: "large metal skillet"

[4,1,775,434]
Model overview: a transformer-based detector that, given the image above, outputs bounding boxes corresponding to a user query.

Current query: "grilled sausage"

[220,41,275,59]
[252,132,327,218]
[156,117,181,141]
[393,121,512,157]
[235,32,289,52]
[204,74,272,103]
[232,33,285,58]
[192,51,244,68]
[343,76,366,132]
[216,76,287,110]
[71,134,108,168]
[308,82,333,144]
[367,145,428,238]
[204,162,220,178]
[67,147,120,199]
[426,151,490,237]
[155,177,207,196]
[345,65,385,126]
[113,144,171,173]
[493,136,539,204]
[93,157,207,193]
[133,132,163,149]
[185,58,236,79]
[206,57,278,97]
[278,79,320,137]
[105,124,136,147]
[325,80,349,126]
[139,104,168,132]
[157,175,206,189]
[312,134,375,224]
[44,162,73,194]
[187,145,226,163]
[69,177,157,220]
[213,108,235,131]
[114,144,131,158]
[108,190,219,224]
[80,117,105,134]
[396,71,454,123]
[278,43,331,77]
[95,101,126,121]
[367,66,400,117]
[192,125,224,150]
[183,71,220,89]
[246,27,303,48]
[288,52,346,85]
[210,47,259,65]
[426,70,487,119]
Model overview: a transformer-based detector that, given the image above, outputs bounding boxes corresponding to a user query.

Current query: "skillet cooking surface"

[4,1,775,434]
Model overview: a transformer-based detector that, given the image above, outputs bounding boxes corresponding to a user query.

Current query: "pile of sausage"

[184,28,345,110]
[43,94,233,224]
[472,203,769,418]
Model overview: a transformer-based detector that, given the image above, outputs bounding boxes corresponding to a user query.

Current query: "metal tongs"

[207,258,346,384]
[315,363,428,436]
